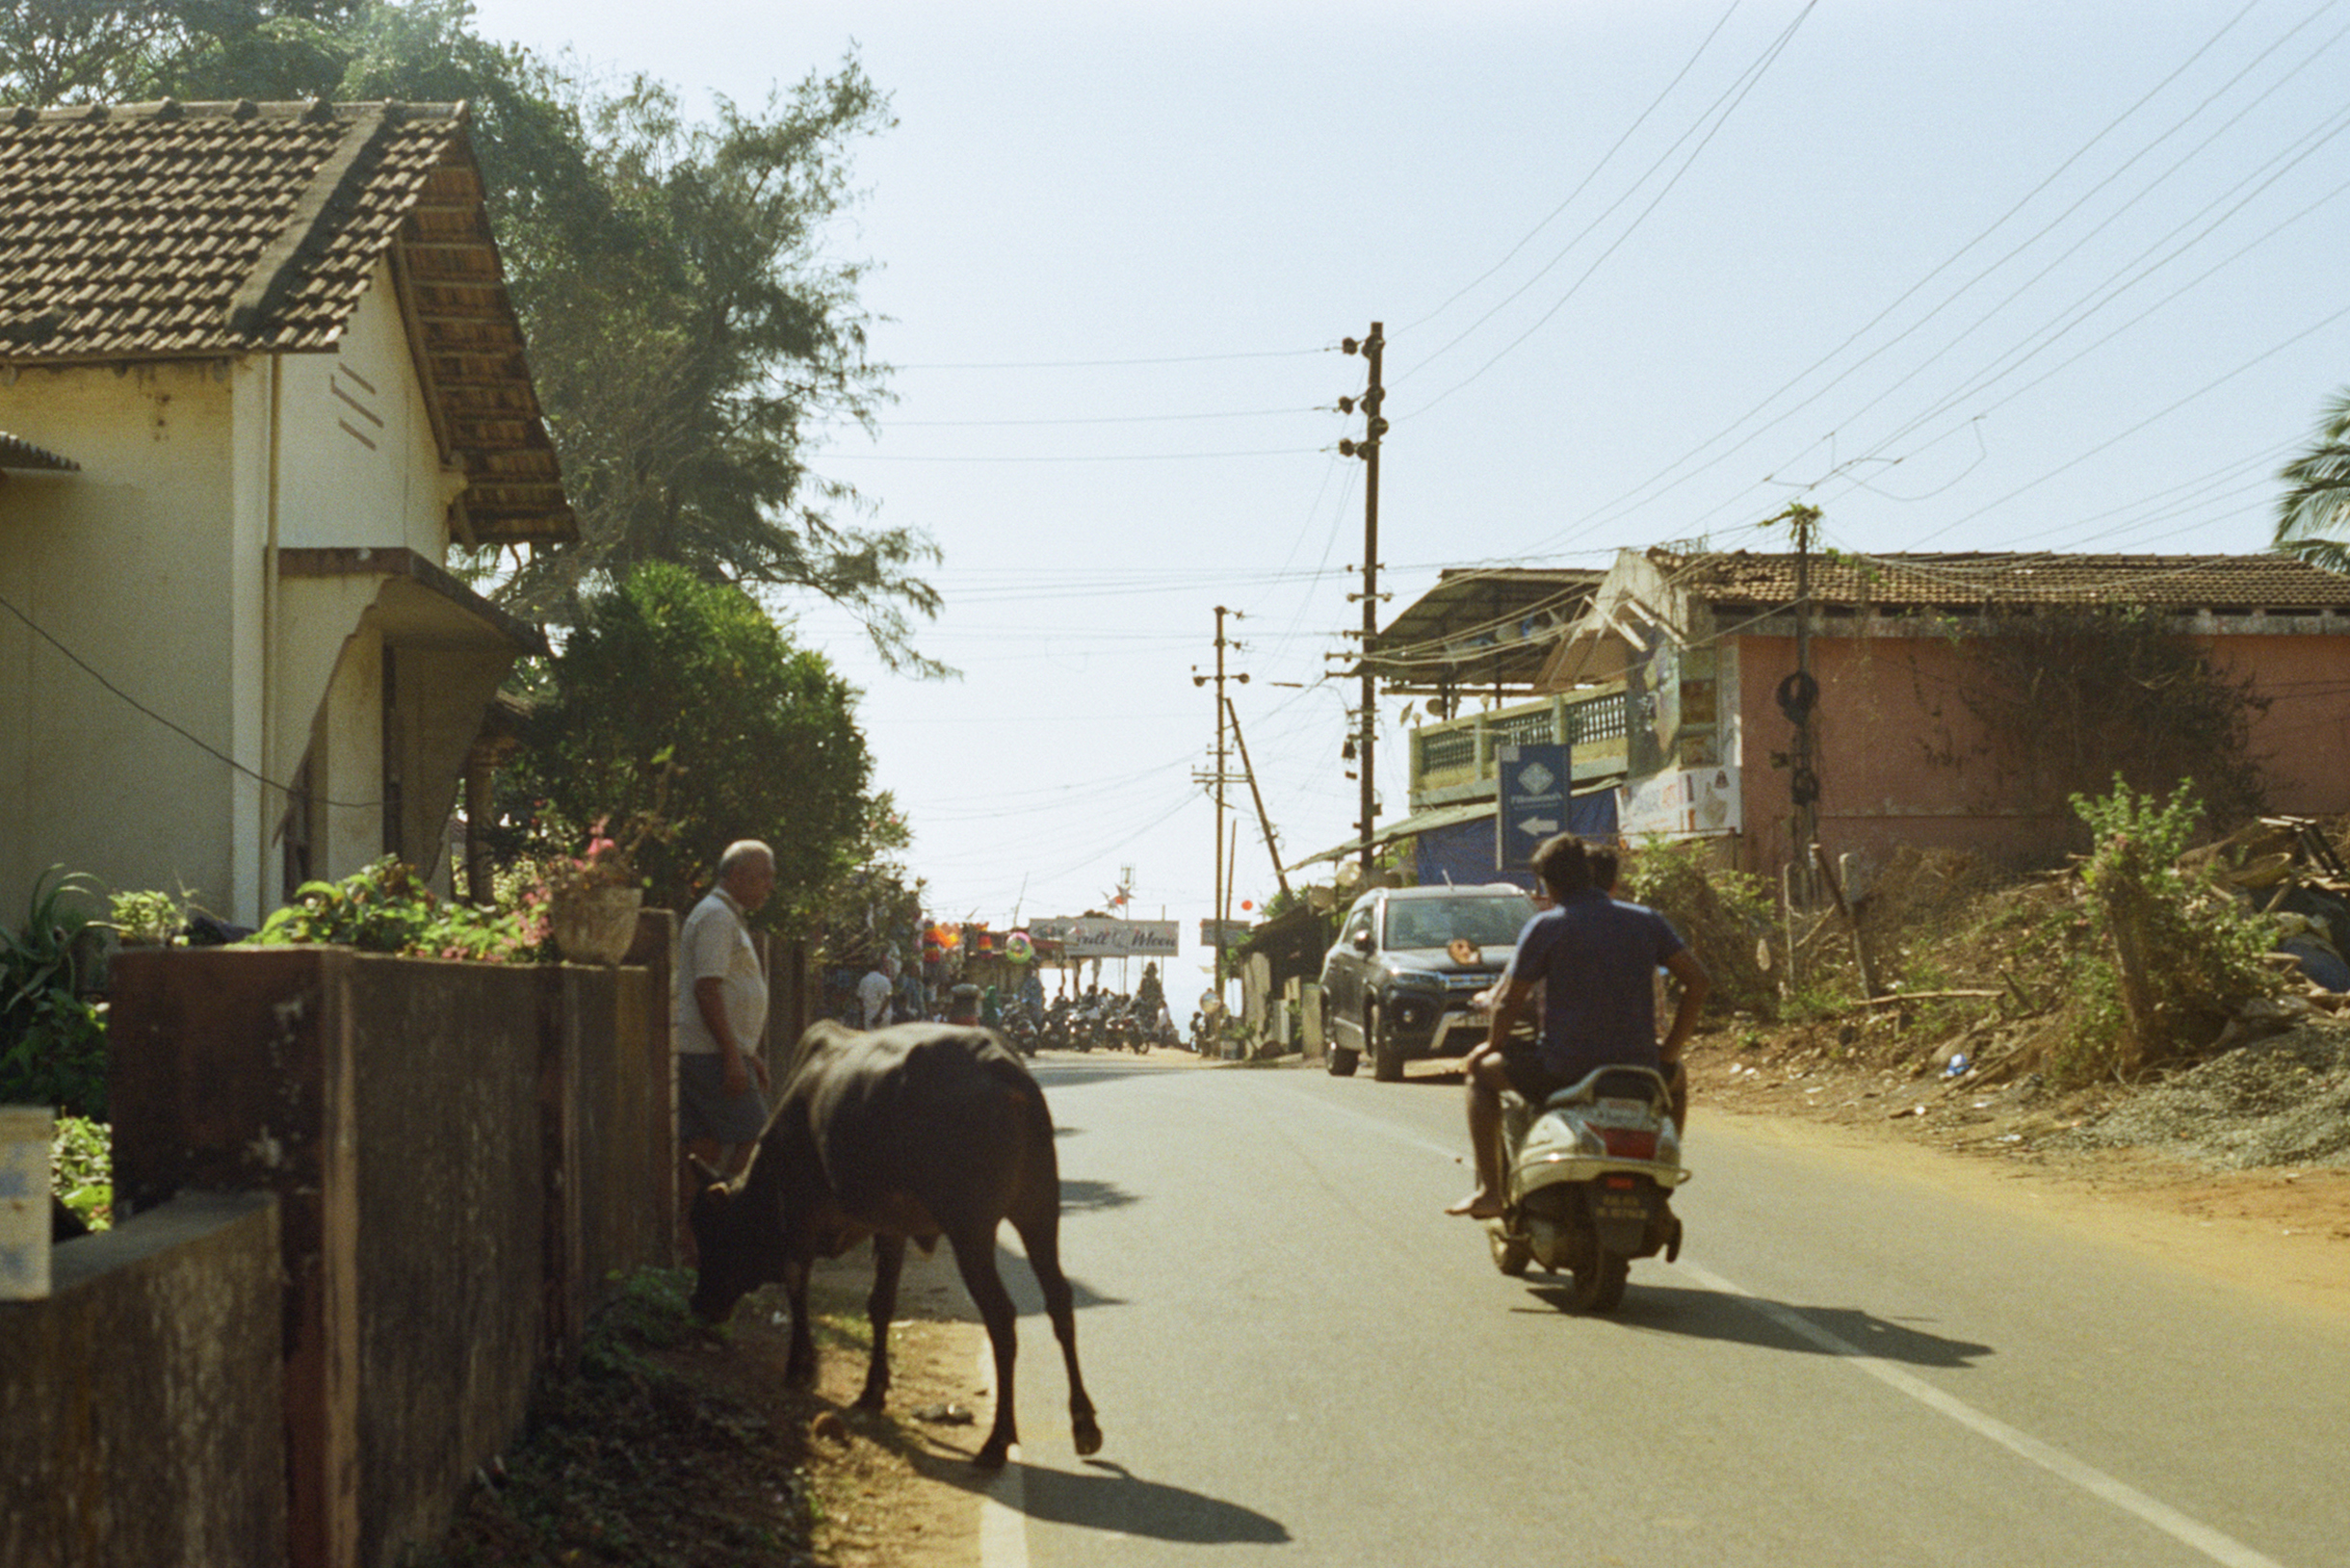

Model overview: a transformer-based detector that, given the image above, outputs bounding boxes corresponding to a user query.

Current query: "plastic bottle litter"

[1943,1052,1971,1078]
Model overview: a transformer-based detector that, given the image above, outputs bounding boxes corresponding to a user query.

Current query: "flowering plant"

[538,759,678,903]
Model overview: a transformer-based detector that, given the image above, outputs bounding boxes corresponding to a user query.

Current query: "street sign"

[1496,743,1572,870]
[1199,918,1250,948]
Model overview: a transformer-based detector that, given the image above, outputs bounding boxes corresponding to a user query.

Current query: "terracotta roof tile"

[1661,550,2350,612]
[0,99,573,543]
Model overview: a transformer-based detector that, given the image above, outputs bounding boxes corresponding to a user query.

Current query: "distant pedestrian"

[859,951,900,1030]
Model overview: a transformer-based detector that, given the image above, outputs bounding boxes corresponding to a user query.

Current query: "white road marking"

[978,1337,1028,1568]
[1675,1260,2289,1568]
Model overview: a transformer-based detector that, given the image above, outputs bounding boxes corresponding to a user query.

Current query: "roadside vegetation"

[1645,780,2350,1171]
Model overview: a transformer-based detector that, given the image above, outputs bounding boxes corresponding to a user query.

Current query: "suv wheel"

[1370,1001,1405,1083]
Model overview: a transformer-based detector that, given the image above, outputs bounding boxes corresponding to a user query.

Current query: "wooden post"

[1812,842,1880,1000]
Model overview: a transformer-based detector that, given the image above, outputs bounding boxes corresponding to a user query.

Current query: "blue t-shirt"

[1508,889,1687,1080]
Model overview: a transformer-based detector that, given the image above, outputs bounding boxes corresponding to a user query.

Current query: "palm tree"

[2275,387,2350,571]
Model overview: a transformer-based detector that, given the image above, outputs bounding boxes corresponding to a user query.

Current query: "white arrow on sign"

[1517,816,1560,837]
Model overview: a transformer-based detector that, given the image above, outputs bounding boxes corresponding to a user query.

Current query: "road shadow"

[1057,1174,1140,1214]
[1517,1280,1993,1369]
[1007,1459,1291,1544]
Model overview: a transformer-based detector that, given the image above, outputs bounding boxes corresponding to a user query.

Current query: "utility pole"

[1774,502,1823,902]
[1341,323,1387,880]
[1192,607,1247,1000]
[1223,694,1291,902]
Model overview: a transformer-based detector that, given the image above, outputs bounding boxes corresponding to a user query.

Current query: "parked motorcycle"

[1482,1065,1688,1312]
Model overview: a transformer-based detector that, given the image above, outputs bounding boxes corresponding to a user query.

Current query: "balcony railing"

[1409,685,1629,805]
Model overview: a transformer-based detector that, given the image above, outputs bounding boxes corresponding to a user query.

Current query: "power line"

[0,587,380,810]
[1397,0,1748,336]
[892,346,1336,371]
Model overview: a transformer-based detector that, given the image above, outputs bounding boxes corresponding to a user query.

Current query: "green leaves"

[506,564,879,926]
[252,856,538,960]
[0,866,109,1119]
[2275,386,2350,572]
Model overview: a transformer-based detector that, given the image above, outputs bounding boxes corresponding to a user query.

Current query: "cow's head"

[686,1153,784,1324]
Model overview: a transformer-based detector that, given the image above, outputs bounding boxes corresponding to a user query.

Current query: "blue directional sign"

[1496,743,1572,870]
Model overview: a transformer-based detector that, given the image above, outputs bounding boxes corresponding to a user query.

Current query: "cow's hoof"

[973,1439,1010,1470]
[1072,1416,1104,1457]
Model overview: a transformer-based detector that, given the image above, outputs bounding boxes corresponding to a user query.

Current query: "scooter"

[1482,1064,1689,1313]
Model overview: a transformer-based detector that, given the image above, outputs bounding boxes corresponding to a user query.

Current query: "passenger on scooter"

[1446,833,1709,1220]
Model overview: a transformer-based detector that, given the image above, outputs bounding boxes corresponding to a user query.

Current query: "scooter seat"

[1539,1064,1671,1112]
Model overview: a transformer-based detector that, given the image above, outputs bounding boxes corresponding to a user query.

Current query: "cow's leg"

[946,1226,1021,1469]
[857,1233,905,1412]
[782,1255,818,1389]
[1012,1207,1102,1457]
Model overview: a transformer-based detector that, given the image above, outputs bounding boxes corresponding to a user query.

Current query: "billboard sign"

[1496,743,1573,869]
[1038,917,1179,958]
[1618,766,1742,838]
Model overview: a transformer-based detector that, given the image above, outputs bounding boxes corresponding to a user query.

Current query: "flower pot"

[552,885,643,965]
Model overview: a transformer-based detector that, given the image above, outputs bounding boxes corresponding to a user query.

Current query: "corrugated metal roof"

[0,99,573,544]
[1661,549,2350,610]
[0,430,76,470]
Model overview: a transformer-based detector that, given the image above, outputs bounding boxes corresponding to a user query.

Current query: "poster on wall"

[1619,766,1742,838]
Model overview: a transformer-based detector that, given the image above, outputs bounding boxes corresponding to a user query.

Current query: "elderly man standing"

[675,842,775,1193]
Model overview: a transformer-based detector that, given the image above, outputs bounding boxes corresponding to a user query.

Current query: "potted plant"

[545,817,659,964]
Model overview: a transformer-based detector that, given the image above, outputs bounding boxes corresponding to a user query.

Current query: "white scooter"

[1483,1064,1690,1312]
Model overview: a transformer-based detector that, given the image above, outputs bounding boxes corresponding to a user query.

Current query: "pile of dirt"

[2051,1021,2350,1169]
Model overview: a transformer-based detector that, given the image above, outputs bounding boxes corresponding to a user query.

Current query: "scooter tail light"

[1597,1127,1658,1160]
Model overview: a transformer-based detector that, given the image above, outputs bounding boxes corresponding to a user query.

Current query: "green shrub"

[53,1113,110,1231]
[0,867,109,1118]
[1621,836,1776,1015]
[2066,777,2279,1080]
[254,857,538,962]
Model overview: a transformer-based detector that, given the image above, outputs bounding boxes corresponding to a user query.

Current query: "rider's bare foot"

[1445,1190,1505,1219]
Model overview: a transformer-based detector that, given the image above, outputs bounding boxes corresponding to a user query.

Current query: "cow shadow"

[1517,1281,1993,1369]
[900,1450,1291,1545]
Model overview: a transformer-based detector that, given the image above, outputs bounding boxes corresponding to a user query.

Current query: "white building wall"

[0,361,241,922]
[275,260,457,564]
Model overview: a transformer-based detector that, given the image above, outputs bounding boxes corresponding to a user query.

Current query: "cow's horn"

[687,1155,724,1187]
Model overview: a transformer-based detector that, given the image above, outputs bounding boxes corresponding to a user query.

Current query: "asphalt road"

[975,1055,2350,1568]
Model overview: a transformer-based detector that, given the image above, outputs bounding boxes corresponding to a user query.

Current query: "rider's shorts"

[1497,1039,1574,1105]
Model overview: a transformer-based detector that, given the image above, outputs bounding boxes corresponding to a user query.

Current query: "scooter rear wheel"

[1564,1247,1630,1312]
[1487,1223,1531,1277]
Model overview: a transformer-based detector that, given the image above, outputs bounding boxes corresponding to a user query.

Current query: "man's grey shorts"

[678,1054,770,1145]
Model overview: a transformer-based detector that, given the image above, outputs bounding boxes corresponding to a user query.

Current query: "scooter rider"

[1447,833,1709,1220]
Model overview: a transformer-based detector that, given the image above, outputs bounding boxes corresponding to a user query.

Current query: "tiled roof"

[1660,550,2350,612]
[0,98,572,544]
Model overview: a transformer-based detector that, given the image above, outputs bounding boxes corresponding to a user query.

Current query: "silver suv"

[1319,884,1536,1082]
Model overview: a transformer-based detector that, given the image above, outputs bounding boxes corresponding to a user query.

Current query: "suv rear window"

[1380,896,1532,952]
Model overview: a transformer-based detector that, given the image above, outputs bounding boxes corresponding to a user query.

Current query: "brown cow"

[688,1020,1101,1469]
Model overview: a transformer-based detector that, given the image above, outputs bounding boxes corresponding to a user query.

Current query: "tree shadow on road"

[1519,1281,1994,1369]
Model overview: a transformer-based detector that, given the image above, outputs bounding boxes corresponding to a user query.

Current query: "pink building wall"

[1729,630,2350,877]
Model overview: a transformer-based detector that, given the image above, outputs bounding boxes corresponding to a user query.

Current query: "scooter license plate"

[1583,1098,1652,1130]
[1592,1176,1653,1226]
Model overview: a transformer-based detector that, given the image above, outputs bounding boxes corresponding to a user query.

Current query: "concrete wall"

[0,1191,286,1568]
[0,270,483,926]
[274,264,461,564]
[0,360,240,922]
[106,940,675,1568]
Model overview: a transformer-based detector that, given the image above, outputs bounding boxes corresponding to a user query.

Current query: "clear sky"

[467,0,2350,983]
